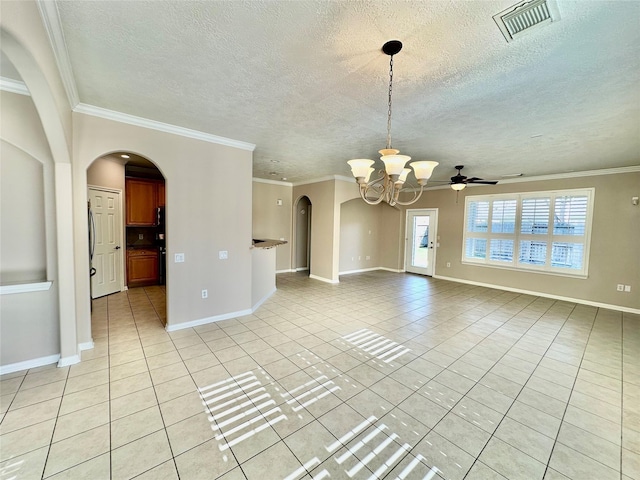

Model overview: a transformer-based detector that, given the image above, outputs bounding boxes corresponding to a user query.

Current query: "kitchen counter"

[251,238,287,249]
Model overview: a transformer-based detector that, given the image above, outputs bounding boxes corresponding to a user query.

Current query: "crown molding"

[252,178,293,187]
[74,103,256,151]
[0,76,30,96]
[423,165,640,191]
[36,0,80,108]
[496,165,640,183]
[292,174,354,187]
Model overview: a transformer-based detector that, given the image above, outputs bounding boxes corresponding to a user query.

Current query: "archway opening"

[86,152,167,325]
[294,196,312,275]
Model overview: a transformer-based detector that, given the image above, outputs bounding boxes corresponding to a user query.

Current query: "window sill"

[461,260,588,279]
[0,281,53,295]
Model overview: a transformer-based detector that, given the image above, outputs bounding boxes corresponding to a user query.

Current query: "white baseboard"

[309,274,339,284]
[295,267,309,272]
[276,269,295,274]
[433,274,640,314]
[78,341,94,351]
[339,267,405,275]
[0,353,60,375]
[58,354,81,367]
[339,267,380,275]
[165,308,254,332]
[252,287,276,312]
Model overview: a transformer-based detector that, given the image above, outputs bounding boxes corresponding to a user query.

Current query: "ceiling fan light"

[451,183,466,191]
[347,159,375,179]
[381,154,411,177]
[410,161,439,181]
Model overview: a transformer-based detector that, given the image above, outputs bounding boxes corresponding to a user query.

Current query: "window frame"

[462,188,595,278]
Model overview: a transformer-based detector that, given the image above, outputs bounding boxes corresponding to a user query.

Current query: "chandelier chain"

[386,55,394,150]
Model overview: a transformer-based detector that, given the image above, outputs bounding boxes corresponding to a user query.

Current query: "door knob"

[115,246,121,250]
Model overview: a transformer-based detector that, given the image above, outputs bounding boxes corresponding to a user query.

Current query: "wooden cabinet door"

[157,182,165,207]
[127,251,159,287]
[126,178,157,225]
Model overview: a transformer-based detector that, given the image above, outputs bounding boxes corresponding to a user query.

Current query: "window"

[462,188,594,277]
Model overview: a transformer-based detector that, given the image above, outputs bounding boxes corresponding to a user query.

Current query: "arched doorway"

[1,28,79,367]
[86,152,167,323]
[294,196,312,273]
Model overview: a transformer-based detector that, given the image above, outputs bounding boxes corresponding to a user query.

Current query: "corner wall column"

[55,162,79,366]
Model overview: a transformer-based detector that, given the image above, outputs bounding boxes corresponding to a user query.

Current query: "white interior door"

[89,187,123,298]
[405,209,438,276]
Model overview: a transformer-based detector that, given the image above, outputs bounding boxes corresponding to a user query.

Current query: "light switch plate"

[219,251,228,260]
[175,253,185,263]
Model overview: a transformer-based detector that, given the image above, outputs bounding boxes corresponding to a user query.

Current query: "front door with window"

[405,209,438,276]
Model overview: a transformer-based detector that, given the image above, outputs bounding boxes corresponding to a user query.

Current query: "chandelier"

[347,40,438,206]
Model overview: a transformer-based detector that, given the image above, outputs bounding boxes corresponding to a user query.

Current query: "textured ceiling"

[56,0,640,183]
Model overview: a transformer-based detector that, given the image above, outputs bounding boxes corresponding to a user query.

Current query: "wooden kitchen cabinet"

[126,248,159,287]
[126,178,157,226]
[157,182,165,207]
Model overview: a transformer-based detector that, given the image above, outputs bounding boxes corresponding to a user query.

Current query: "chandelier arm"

[360,184,387,205]
[393,184,425,206]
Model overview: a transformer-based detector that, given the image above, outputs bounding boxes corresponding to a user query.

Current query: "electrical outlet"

[219,251,228,260]
[447,262,451,268]
[175,253,185,263]
[138,234,144,240]
[624,285,631,292]
[617,284,624,292]
[201,289,208,299]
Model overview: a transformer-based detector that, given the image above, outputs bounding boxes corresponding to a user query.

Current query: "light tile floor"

[1,271,639,480]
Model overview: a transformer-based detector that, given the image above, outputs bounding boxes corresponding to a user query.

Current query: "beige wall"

[400,172,640,310]
[252,181,292,272]
[73,113,254,333]
[379,203,404,271]
[87,156,126,191]
[0,91,60,366]
[293,180,337,282]
[1,142,46,282]
[339,199,380,273]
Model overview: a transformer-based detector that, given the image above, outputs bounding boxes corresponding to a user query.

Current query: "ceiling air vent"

[493,0,561,43]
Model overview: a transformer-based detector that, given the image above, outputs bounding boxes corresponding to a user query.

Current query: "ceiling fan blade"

[468,180,498,185]
[466,177,482,182]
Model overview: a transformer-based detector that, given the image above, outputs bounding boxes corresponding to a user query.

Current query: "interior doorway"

[405,208,438,276]
[88,187,123,298]
[86,153,166,325]
[294,196,312,272]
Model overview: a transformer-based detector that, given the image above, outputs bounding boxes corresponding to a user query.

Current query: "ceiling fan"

[447,165,498,191]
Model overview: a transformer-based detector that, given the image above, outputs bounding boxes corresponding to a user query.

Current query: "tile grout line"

[107,293,113,479]
[427,301,576,478]
[620,312,624,479]
[231,288,539,477]
[38,362,71,479]
[126,287,182,479]
[540,306,599,479]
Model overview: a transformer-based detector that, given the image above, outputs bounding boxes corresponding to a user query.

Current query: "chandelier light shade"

[347,40,438,206]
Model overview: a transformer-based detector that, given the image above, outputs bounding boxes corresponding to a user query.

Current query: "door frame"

[88,185,125,296]
[404,208,439,276]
